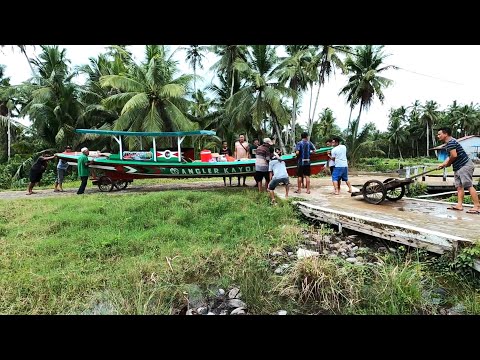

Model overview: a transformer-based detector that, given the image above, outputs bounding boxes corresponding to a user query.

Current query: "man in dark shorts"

[219,140,233,186]
[295,132,315,194]
[254,138,274,192]
[54,145,72,192]
[268,150,290,205]
[437,127,479,214]
[26,152,56,195]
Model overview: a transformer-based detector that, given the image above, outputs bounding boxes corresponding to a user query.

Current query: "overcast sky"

[1,45,479,132]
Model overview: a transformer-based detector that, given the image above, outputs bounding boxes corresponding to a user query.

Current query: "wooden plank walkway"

[276,176,480,255]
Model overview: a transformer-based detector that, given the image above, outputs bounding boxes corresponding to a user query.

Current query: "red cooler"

[200,149,212,162]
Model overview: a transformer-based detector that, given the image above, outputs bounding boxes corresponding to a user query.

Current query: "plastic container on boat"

[200,149,212,162]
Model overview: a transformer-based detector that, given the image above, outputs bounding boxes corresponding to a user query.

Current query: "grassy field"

[1,187,479,315]
[0,189,302,314]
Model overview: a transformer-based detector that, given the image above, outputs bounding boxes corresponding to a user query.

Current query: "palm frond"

[121,93,149,115]
[100,75,145,93]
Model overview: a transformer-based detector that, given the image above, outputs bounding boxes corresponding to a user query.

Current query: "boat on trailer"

[55,129,329,192]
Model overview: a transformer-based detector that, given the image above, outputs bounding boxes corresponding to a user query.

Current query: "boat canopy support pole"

[153,138,157,162]
[178,136,186,162]
[113,135,122,159]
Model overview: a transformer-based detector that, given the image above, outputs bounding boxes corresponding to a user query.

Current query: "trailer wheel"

[362,180,386,204]
[114,180,128,190]
[385,184,406,201]
[98,176,114,192]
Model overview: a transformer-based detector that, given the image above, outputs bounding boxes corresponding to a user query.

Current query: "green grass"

[0,189,300,314]
[1,185,478,314]
[2,175,226,193]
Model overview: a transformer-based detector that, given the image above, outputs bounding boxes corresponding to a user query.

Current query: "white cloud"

[2,45,479,133]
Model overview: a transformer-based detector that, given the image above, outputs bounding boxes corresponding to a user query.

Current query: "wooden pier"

[277,175,480,270]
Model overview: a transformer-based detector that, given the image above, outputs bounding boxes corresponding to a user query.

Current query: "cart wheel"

[386,184,406,201]
[98,176,114,192]
[114,180,128,190]
[362,180,386,204]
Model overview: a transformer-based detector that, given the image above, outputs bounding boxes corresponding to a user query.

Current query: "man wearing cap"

[77,147,91,195]
[54,145,72,192]
[254,138,274,192]
[268,149,289,205]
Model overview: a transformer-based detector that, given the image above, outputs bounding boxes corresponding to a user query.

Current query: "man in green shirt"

[77,147,91,194]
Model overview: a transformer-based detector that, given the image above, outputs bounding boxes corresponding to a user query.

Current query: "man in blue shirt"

[54,145,72,192]
[437,127,479,214]
[294,132,315,194]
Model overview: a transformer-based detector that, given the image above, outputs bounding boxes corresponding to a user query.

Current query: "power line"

[394,67,464,86]
[329,45,465,86]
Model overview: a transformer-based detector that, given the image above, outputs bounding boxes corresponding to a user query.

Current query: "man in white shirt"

[234,133,250,186]
[329,137,352,195]
[267,150,290,205]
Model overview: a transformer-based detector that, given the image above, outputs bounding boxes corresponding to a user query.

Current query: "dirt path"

[0,170,476,201]
[0,179,244,201]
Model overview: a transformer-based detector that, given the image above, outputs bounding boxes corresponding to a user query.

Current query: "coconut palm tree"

[99,45,195,149]
[345,120,384,165]
[211,45,248,98]
[316,107,336,140]
[387,107,408,159]
[21,46,83,149]
[339,45,396,152]
[182,45,208,95]
[275,46,311,150]
[454,102,480,137]
[225,45,290,152]
[307,45,350,136]
[419,100,440,156]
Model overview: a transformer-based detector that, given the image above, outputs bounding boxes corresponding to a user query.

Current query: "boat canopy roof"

[76,129,216,137]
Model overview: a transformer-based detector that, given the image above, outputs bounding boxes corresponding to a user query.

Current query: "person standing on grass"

[295,132,316,194]
[329,137,352,195]
[234,133,250,186]
[437,127,480,214]
[77,147,92,195]
[26,152,56,195]
[54,145,72,192]
[219,140,233,186]
[268,150,289,205]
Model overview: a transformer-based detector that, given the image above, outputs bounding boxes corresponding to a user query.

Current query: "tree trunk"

[230,69,235,98]
[347,106,354,135]
[307,83,314,126]
[284,124,289,153]
[271,115,287,154]
[193,65,197,95]
[431,126,435,149]
[291,97,297,150]
[426,122,430,157]
[7,108,11,161]
[351,104,363,153]
[398,146,403,160]
[309,71,324,137]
